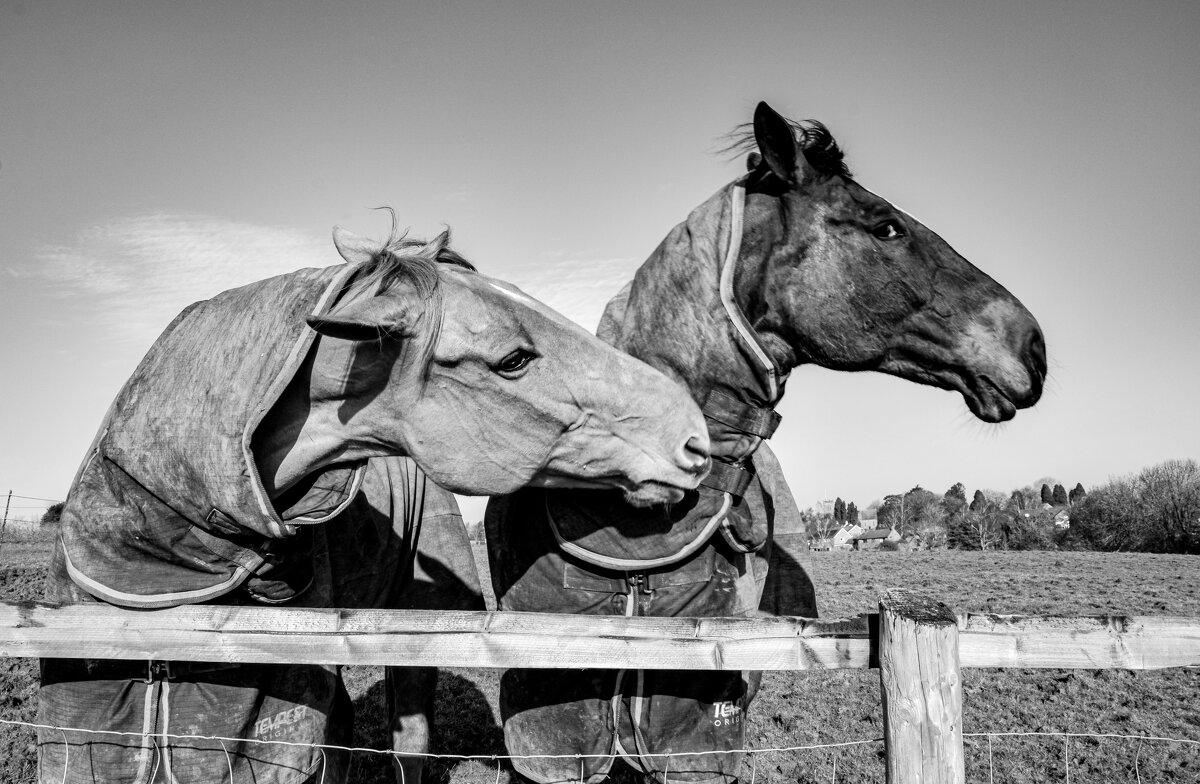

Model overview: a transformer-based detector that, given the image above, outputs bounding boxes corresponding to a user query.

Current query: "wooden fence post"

[878,590,964,784]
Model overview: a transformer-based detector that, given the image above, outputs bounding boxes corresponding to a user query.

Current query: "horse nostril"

[683,434,710,469]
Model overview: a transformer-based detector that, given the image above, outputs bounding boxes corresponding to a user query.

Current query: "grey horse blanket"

[39,265,484,783]
[54,263,361,608]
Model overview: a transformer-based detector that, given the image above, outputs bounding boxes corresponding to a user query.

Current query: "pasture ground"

[1,535,1197,782]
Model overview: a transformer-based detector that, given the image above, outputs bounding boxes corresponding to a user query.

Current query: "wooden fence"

[2,589,1198,783]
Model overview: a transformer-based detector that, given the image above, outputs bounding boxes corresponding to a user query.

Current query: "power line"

[7,494,63,504]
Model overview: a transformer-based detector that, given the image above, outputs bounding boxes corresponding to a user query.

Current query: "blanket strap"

[702,388,782,439]
[698,459,754,497]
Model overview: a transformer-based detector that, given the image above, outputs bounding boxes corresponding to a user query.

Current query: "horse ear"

[753,101,802,185]
[332,226,379,265]
[307,294,419,341]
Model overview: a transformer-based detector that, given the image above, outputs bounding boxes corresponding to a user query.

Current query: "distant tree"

[963,505,1004,550]
[878,495,903,531]
[846,501,859,525]
[1139,459,1200,552]
[1040,484,1054,505]
[1068,483,1087,505]
[1071,459,1200,553]
[1008,490,1025,511]
[903,486,946,547]
[969,489,987,512]
[833,497,846,523]
[940,483,968,529]
[1052,484,1069,506]
[41,502,64,525]
[808,510,841,544]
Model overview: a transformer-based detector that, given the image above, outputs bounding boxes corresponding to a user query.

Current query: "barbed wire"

[4,716,1198,782]
[0,717,882,760]
[964,730,1199,746]
[4,494,63,504]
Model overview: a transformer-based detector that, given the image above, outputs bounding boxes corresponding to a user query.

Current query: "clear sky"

[2,1,1197,524]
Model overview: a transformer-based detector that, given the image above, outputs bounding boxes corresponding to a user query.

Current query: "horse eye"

[871,220,906,240]
[493,349,537,377]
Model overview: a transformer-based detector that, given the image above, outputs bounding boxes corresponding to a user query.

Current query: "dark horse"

[486,102,1046,784]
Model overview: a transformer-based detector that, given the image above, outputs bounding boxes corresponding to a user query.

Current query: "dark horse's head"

[738,102,1046,422]
[612,102,1045,427]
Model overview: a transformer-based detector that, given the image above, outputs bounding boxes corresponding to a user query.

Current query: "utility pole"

[1,490,10,542]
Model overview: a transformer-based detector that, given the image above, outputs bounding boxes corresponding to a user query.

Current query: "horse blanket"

[39,267,484,783]
[486,445,816,784]
[486,176,819,784]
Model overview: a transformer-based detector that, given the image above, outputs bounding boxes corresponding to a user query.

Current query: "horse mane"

[341,209,478,377]
[723,116,852,179]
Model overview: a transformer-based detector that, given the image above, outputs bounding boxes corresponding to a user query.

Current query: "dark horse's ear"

[753,101,802,185]
[307,294,419,342]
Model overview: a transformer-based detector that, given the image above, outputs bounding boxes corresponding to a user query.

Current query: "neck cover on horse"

[57,263,373,609]
[546,183,783,570]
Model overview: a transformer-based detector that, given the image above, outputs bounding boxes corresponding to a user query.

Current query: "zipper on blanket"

[610,573,642,767]
[620,574,655,769]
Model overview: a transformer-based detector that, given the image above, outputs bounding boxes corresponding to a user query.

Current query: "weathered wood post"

[878,590,964,784]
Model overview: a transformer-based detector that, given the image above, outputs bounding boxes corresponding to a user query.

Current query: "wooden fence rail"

[2,597,1197,671]
[3,590,1198,783]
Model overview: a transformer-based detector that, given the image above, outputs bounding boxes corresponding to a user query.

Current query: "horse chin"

[524,474,614,491]
[880,357,1031,425]
[621,482,688,509]
[963,376,1022,423]
[526,473,688,508]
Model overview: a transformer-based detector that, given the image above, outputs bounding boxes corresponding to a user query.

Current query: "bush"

[1070,460,1200,553]
[1005,514,1056,550]
[41,502,64,525]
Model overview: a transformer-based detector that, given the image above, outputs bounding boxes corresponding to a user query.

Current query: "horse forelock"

[724,116,852,180]
[341,219,478,384]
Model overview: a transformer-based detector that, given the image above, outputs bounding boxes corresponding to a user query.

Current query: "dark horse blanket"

[39,266,483,783]
[486,182,817,784]
[486,446,813,784]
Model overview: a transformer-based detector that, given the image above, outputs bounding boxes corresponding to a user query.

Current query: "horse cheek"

[413,376,542,493]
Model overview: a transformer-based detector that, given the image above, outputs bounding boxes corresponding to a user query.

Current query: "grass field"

[1,536,1197,782]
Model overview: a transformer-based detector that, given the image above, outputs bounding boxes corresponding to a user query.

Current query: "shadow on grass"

[351,670,506,784]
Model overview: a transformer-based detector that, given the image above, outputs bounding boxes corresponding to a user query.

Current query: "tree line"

[806,458,1199,554]
[38,458,1199,555]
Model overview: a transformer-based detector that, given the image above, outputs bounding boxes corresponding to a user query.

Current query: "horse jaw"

[879,299,1046,423]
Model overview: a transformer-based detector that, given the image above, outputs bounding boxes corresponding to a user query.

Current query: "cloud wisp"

[32,213,335,346]
[28,214,647,351]
[506,255,642,334]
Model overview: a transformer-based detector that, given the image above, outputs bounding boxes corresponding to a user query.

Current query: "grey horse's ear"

[332,226,379,265]
[753,101,802,185]
[307,294,419,341]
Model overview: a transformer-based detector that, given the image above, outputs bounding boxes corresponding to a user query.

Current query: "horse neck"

[252,336,412,499]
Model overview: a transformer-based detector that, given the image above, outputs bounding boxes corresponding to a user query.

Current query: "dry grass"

[1,539,1197,782]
